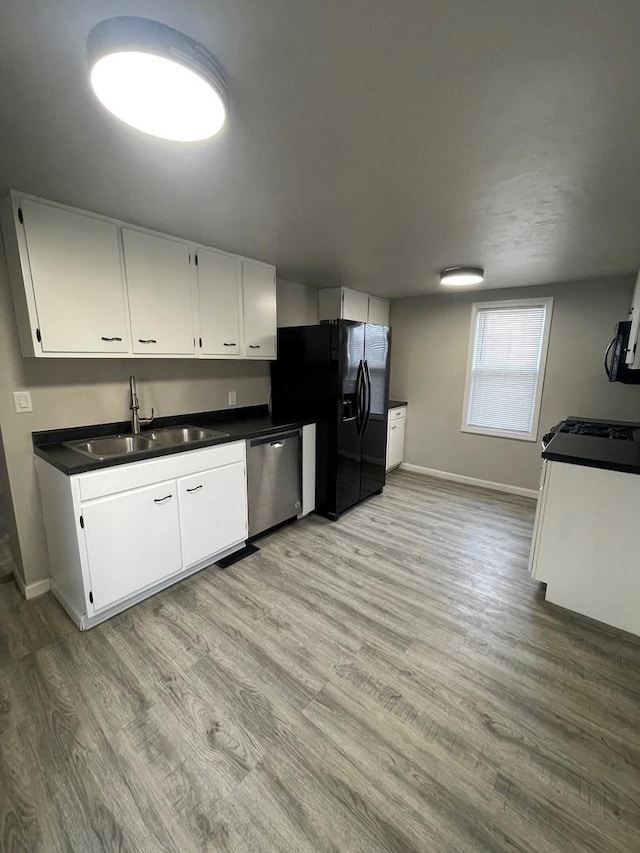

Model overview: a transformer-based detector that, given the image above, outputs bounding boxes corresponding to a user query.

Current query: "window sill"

[461,425,538,443]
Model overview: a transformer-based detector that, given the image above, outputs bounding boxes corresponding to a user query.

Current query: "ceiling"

[1,1,640,298]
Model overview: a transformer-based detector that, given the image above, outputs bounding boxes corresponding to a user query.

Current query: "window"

[462,298,553,441]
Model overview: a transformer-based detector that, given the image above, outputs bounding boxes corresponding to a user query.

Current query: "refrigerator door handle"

[355,359,364,434]
[362,360,372,433]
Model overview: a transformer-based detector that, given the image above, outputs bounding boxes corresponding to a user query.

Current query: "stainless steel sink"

[65,424,228,461]
[145,425,228,444]
[66,434,161,460]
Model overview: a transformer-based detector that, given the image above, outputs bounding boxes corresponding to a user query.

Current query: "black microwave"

[605,321,640,384]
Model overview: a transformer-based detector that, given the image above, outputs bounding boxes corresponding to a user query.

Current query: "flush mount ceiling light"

[87,17,228,142]
[440,267,485,287]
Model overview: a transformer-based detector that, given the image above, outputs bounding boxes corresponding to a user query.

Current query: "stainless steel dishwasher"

[247,430,302,538]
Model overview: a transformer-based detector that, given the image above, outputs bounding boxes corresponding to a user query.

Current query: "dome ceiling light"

[439,267,485,287]
[87,17,228,142]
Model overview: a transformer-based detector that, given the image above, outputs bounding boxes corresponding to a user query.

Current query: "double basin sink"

[65,426,229,461]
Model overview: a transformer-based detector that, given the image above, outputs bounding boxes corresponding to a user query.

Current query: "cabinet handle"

[101,336,123,342]
[139,339,157,344]
[223,342,237,347]
[248,344,261,349]
[186,485,203,493]
[154,494,173,504]
[392,425,397,430]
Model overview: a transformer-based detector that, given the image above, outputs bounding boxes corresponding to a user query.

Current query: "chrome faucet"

[129,375,154,435]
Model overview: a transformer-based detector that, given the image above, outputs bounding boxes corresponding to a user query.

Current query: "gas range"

[542,418,640,448]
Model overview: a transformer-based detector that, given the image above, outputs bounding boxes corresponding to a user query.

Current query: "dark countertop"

[542,416,640,475]
[34,405,314,476]
[388,400,408,408]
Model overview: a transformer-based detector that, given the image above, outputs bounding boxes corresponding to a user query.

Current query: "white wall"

[0,246,271,589]
[276,279,319,326]
[390,276,640,492]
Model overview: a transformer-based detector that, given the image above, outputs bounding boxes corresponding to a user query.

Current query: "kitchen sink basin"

[145,425,228,444]
[66,434,161,460]
[65,424,229,460]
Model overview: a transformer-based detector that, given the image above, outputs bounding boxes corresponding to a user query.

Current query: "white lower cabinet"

[386,406,406,471]
[529,460,640,637]
[36,441,248,630]
[178,463,248,568]
[83,480,182,611]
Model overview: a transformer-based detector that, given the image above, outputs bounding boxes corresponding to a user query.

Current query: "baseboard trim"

[399,463,538,500]
[20,577,51,600]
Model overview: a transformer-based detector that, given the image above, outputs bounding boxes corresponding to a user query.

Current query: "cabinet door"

[178,462,248,567]
[123,229,195,355]
[197,248,241,356]
[82,481,181,611]
[342,289,370,323]
[368,296,390,326]
[242,260,277,357]
[20,199,129,353]
[386,416,405,470]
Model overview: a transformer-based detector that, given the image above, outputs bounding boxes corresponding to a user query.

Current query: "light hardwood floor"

[1,470,640,852]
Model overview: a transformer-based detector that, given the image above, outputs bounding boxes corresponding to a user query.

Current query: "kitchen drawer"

[77,441,245,502]
[389,406,406,421]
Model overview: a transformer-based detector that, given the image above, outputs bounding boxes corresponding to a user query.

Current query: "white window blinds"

[464,300,552,440]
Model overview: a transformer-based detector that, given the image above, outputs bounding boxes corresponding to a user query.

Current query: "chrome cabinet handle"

[139,339,157,344]
[223,342,237,347]
[101,336,123,342]
[154,494,172,504]
[391,425,397,430]
[248,344,261,349]
[186,485,203,493]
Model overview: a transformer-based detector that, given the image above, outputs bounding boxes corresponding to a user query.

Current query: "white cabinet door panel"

[83,480,181,611]
[386,414,405,470]
[20,199,129,353]
[123,229,195,355]
[342,289,369,323]
[197,248,241,356]
[368,296,390,326]
[242,260,276,357]
[178,462,247,567]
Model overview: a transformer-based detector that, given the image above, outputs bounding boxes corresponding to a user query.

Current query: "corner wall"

[276,279,319,326]
[390,276,640,492]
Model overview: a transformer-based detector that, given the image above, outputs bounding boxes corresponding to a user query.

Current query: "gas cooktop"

[559,419,640,441]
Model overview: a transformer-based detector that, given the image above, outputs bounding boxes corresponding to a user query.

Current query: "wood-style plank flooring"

[2,470,640,852]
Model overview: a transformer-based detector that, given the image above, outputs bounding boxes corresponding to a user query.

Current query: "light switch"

[13,391,33,413]
[228,391,237,406]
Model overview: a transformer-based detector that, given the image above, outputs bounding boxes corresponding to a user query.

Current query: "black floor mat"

[215,542,259,569]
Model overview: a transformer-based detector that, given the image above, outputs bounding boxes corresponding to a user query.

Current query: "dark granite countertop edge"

[541,449,640,475]
[388,400,408,408]
[33,405,315,476]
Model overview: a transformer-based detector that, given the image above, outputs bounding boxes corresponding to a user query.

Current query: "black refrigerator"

[271,320,391,520]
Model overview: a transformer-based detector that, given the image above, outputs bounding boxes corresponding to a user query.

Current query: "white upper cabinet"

[242,260,277,357]
[123,229,195,356]
[1,190,277,360]
[318,286,390,325]
[368,296,391,326]
[342,289,370,322]
[196,248,241,357]
[8,198,129,354]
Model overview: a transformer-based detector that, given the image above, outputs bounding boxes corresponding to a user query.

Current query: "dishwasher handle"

[249,430,300,448]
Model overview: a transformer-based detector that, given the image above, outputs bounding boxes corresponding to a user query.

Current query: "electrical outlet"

[228,390,237,406]
[13,390,33,413]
